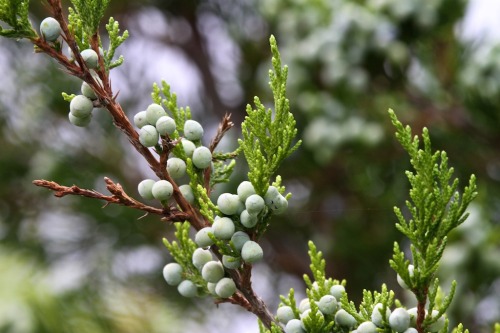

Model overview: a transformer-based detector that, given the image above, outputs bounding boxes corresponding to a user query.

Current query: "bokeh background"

[1,0,500,332]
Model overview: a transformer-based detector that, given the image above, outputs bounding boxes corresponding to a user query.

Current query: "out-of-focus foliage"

[1,0,499,332]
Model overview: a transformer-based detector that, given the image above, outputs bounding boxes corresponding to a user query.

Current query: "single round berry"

[222,255,241,270]
[245,194,265,216]
[397,264,414,290]
[264,186,280,206]
[177,280,197,297]
[179,184,195,204]
[403,328,418,333]
[162,263,183,286]
[330,284,346,300]
[70,95,93,118]
[40,17,61,42]
[139,125,159,147]
[271,194,288,214]
[134,111,148,129]
[240,210,258,228]
[335,309,357,327]
[277,305,295,324]
[217,193,242,216]
[201,261,224,283]
[206,282,217,295]
[427,310,445,332]
[237,181,256,202]
[146,103,167,125]
[152,180,173,201]
[192,248,212,270]
[81,49,99,69]
[166,157,186,179]
[298,298,311,313]
[81,81,97,100]
[407,307,419,327]
[195,227,214,248]
[68,112,91,127]
[230,231,250,252]
[212,217,235,240]
[137,179,156,200]
[181,139,196,157]
[389,308,410,332]
[318,295,337,315]
[241,241,263,263]
[215,277,236,298]
[357,321,378,333]
[192,146,212,169]
[156,116,176,136]
[372,303,391,327]
[285,319,304,333]
[183,119,204,141]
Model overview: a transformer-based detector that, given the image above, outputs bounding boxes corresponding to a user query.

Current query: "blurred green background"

[1,0,499,332]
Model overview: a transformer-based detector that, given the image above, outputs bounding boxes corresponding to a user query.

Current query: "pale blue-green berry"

[231,231,250,252]
[207,282,217,295]
[162,263,183,286]
[427,310,445,332]
[245,194,265,216]
[134,111,148,129]
[330,284,346,300]
[271,195,288,214]
[81,49,99,69]
[212,217,235,240]
[215,277,236,298]
[241,240,263,263]
[195,227,214,248]
[201,261,224,283]
[240,210,258,228]
[139,125,159,147]
[357,321,377,333]
[70,95,93,118]
[389,308,410,332]
[181,139,196,157]
[397,264,414,290]
[403,328,418,333]
[407,307,419,327]
[264,186,280,205]
[335,309,357,327]
[40,17,61,42]
[222,255,241,270]
[81,81,97,100]
[137,179,156,200]
[298,298,311,313]
[318,295,337,315]
[217,193,241,216]
[179,184,195,204]
[184,119,204,141]
[152,180,173,201]
[192,146,212,169]
[371,303,391,327]
[68,112,92,127]
[192,248,212,270]
[177,280,197,297]
[166,157,186,179]
[156,116,176,136]
[285,319,304,333]
[146,103,167,125]
[277,306,295,324]
[237,181,256,202]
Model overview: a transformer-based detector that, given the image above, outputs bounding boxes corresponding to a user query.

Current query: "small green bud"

[372,303,391,327]
[212,217,235,240]
[162,263,183,286]
[201,261,224,283]
[179,184,195,204]
[237,181,256,202]
[222,255,241,270]
[68,112,91,127]
[166,157,186,179]
[317,295,337,315]
[139,125,159,147]
[215,277,236,298]
[134,111,148,128]
[389,308,410,332]
[285,319,305,333]
[245,194,265,216]
[137,179,156,200]
[146,103,167,126]
[241,241,263,263]
[335,309,357,327]
[183,119,204,141]
[277,305,295,324]
[357,321,378,333]
[152,180,173,201]
[192,248,212,270]
[40,17,61,42]
[240,210,258,228]
[156,116,176,136]
[230,231,250,252]
[192,146,212,169]
[81,49,99,69]
[177,280,197,297]
[70,95,93,118]
[195,227,214,248]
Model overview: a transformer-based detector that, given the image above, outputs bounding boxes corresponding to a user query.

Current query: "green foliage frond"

[69,0,109,36]
[238,35,301,195]
[494,323,500,333]
[305,241,327,291]
[61,92,76,102]
[210,159,236,187]
[187,162,217,222]
[104,17,128,70]
[0,0,36,38]
[258,321,282,333]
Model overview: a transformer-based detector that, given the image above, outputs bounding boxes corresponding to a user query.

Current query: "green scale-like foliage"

[0,0,36,38]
